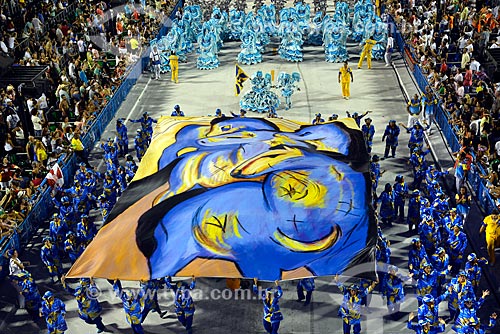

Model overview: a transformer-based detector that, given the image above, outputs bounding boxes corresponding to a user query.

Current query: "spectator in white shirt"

[454,68,463,84]
[470,57,481,72]
[31,110,43,137]
[385,34,394,66]
[465,39,474,53]
[7,33,15,50]
[495,140,500,156]
[456,82,465,99]
[32,16,43,38]
[0,38,8,55]
[8,250,27,277]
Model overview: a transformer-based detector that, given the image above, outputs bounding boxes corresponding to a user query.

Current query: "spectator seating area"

[387,0,500,214]
[0,0,180,254]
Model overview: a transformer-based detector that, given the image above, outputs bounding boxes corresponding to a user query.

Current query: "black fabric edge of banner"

[135,188,208,275]
[104,158,182,225]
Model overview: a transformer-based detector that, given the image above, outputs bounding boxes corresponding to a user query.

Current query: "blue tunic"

[377,191,395,219]
[41,298,67,333]
[253,284,283,324]
[383,124,400,146]
[337,282,369,326]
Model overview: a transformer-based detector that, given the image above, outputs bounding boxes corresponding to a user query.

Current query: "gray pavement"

[3,4,500,333]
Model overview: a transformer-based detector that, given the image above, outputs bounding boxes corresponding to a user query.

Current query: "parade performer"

[335,275,377,334]
[407,94,422,128]
[338,61,353,100]
[361,117,375,153]
[382,120,400,158]
[277,72,300,110]
[357,36,377,69]
[479,210,500,265]
[381,265,411,315]
[40,291,67,334]
[393,175,408,222]
[278,17,303,62]
[447,271,474,322]
[113,280,144,334]
[238,29,263,65]
[324,16,349,63]
[253,278,283,334]
[465,253,488,292]
[116,118,128,156]
[240,71,280,113]
[296,277,315,306]
[169,51,179,83]
[62,276,109,333]
[196,22,219,70]
[408,237,429,275]
[40,237,62,283]
[166,276,196,334]
[407,191,421,232]
[407,312,445,334]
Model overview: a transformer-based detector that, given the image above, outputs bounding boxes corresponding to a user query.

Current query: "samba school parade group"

[148,0,390,112]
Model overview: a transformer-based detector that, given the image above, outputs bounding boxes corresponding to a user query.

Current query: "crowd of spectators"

[0,0,176,242]
[387,0,500,205]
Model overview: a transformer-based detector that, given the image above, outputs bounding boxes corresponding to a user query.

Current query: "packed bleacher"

[0,0,178,245]
[387,0,500,209]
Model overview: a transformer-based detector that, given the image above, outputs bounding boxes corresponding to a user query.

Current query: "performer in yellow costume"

[358,37,377,69]
[338,61,354,100]
[169,51,179,83]
[480,211,500,265]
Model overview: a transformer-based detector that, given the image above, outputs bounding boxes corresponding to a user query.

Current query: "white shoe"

[346,97,349,100]
[385,64,390,67]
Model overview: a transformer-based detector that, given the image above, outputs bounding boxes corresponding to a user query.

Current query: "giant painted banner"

[67,117,376,281]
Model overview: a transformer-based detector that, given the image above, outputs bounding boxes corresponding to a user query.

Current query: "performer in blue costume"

[210,7,228,49]
[116,118,128,156]
[40,291,67,334]
[307,12,325,46]
[323,15,350,63]
[295,2,311,35]
[296,278,315,306]
[40,236,62,283]
[254,13,271,52]
[352,2,373,42]
[184,5,202,38]
[181,7,199,43]
[164,21,189,63]
[229,9,245,40]
[238,29,263,65]
[278,9,303,62]
[240,71,280,113]
[166,276,196,334]
[371,17,388,60]
[381,265,412,315]
[258,4,277,37]
[253,278,283,334]
[196,22,219,70]
[277,72,300,110]
[335,275,377,334]
[335,2,350,24]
